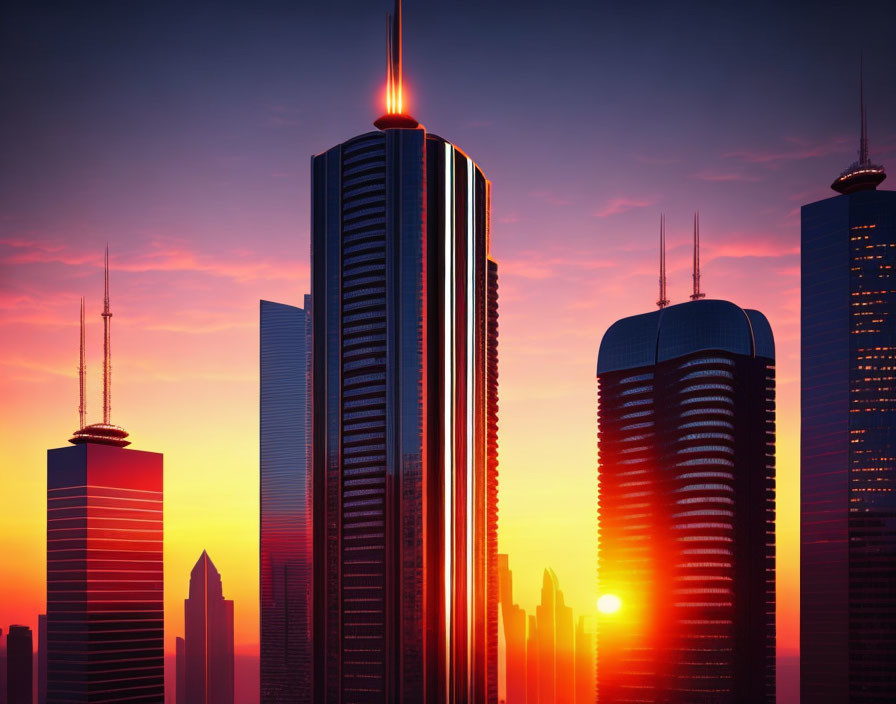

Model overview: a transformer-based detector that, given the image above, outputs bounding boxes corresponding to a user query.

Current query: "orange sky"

[0,211,801,661]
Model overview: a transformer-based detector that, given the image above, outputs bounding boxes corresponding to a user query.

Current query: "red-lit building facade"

[46,437,163,703]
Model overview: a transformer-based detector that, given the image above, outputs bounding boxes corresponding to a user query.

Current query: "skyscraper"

[801,73,895,703]
[37,615,46,704]
[310,2,499,700]
[46,249,164,703]
[596,227,776,703]
[6,626,32,704]
[497,554,526,704]
[259,296,312,703]
[179,551,234,704]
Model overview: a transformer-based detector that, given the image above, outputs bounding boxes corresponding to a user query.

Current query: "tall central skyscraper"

[46,250,164,703]
[596,227,776,703]
[310,2,499,701]
[801,73,895,703]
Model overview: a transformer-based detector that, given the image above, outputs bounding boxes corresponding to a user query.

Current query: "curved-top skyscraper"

[310,2,499,702]
[595,233,776,703]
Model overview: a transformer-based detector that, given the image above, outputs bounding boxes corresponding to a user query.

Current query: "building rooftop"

[597,299,774,375]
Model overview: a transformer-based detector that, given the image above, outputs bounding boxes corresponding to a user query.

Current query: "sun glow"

[597,593,622,615]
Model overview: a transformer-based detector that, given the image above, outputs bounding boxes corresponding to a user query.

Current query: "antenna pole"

[79,296,86,429]
[102,245,112,425]
[657,214,669,309]
[859,52,868,164]
[691,212,705,300]
[394,0,402,113]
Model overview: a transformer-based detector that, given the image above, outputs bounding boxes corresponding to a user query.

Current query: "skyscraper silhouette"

[179,551,234,704]
[6,626,32,704]
[259,296,312,703]
[497,555,526,704]
[596,236,776,703]
[46,249,164,703]
[37,615,45,704]
[801,70,895,703]
[310,2,499,700]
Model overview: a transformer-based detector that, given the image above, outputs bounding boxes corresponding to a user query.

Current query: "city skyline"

[2,2,896,702]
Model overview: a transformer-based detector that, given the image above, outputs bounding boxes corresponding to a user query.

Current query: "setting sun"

[598,594,622,615]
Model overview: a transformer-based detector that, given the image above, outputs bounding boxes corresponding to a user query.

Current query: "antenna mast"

[691,212,705,300]
[102,245,112,425]
[657,214,669,309]
[859,52,868,164]
[79,296,86,429]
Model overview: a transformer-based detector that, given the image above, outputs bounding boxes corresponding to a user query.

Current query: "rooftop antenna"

[102,244,112,425]
[374,0,418,129]
[79,296,86,429]
[690,212,705,301]
[859,52,868,165]
[831,53,886,194]
[657,214,669,309]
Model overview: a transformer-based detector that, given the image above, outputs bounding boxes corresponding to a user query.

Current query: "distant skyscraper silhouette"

[179,551,234,704]
[46,249,164,703]
[497,555,526,704]
[175,638,185,704]
[6,626,32,704]
[312,4,498,704]
[574,615,595,704]
[37,615,46,704]
[259,297,312,703]
[801,69,895,703]
[596,242,776,703]
[310,2,499,701]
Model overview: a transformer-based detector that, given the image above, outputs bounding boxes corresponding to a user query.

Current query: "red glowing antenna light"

[690,212,705,301]
[102,244,113,424]
[657,214,670,309]
[79,295,86,429]
[374,0,418,129]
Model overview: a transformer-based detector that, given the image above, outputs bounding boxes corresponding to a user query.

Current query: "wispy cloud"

[1,237,307,284]
[692,168,760,183]
[592,197,654,218]
[723,135,851,164]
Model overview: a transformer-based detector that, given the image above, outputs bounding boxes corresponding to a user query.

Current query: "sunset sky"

[2,0,895,696]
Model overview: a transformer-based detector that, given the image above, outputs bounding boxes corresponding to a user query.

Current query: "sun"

[597,593,622,615]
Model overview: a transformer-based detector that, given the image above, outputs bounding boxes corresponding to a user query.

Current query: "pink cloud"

[723,135,852,164]
[592,197,654,218]
[1,237,307,284]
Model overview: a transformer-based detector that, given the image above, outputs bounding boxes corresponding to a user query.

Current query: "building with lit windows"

[596,297,776,703]
[259,296,312,703]
[801,83,896,702]
[310,2,499,701]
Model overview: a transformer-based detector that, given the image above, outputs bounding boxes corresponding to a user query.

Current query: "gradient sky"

[2,0,895,692]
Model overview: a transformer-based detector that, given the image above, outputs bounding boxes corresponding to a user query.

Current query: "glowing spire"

[657,214,669,309]
[690,212,705,301]
[374,0,419,129]
[102,244,112,424]
[79,296,86,429]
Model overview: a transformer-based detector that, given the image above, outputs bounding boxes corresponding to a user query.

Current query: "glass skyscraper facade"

[259,297,312,703]
[46,441,164,703]
[801,184,896,702]
[596,299,776,703]
[310,120,499,702]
